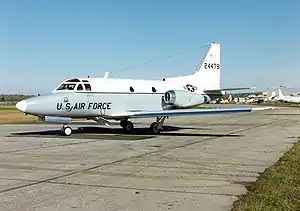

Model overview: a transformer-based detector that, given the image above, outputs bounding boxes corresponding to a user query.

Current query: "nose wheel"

[60,125,72,136]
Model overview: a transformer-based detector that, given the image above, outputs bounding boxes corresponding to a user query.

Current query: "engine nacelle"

[162,90,210,109]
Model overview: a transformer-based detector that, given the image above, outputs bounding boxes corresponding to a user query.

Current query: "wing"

[110,107,273,119]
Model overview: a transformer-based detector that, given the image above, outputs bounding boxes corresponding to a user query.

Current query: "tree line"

[0,94,36,103]
[231,92,263,98]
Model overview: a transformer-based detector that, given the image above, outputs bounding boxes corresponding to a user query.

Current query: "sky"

[1,0,300,94]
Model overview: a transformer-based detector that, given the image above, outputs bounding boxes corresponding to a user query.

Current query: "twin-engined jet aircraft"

[16,42,270,136]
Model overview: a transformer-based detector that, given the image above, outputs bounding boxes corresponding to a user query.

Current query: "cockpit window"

[84,84,91,91]
[57,83,76,90]
[66,78,80,82]
[77,84,83,91]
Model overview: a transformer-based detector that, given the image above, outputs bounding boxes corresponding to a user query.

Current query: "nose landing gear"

[60,125,72,136]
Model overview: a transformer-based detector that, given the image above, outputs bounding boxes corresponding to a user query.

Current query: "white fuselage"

[280,96,300,103]
[52,77,207,95]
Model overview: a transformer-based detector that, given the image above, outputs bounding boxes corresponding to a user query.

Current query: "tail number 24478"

[204,63,220,69]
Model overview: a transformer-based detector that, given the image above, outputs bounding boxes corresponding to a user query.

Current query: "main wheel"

[124,121,134,133]
[61,126,72,136]
[150,122,161,134]
[120,120,127,128]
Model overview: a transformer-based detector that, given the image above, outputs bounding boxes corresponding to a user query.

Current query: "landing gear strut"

[150,116,166,134]
[120,120,134,133]
[60,125,72,136]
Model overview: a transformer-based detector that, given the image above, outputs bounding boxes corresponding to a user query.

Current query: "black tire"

[61,126,72,136]
[120,120,127,128]
[124,121,134,132]
[150,122,160,134]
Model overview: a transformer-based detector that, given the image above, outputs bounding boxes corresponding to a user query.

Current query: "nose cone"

[16,100,27,112]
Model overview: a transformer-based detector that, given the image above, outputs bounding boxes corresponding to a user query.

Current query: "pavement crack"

[0,118,287,194]
[46,180,240,197]
[0,139,100,154]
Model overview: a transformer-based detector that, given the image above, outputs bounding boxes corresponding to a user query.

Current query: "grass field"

[0,105,37,124]
[232,140,300,210]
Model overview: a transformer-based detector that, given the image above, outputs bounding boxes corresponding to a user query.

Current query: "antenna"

[103,72,109,79]
[114,43,211,74]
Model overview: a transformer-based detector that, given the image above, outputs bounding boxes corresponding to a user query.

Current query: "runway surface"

[0,104,299,211]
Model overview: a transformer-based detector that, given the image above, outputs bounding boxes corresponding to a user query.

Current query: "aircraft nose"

[16,100,27,112]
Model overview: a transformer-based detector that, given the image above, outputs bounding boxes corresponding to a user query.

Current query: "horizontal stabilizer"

[204,87,255,92]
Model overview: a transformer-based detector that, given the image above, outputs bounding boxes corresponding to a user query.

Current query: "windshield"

[57,83,76,90]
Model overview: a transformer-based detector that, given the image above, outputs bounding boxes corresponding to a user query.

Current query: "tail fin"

[193,42,221,90]
[165,42,221,90]
[277,89,285,99]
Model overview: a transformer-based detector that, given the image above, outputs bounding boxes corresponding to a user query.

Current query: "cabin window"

[84,84,91,91]
[77,84,83,91]
[57,83,76,90]
[130,86,134,92]
[152,87,156,92]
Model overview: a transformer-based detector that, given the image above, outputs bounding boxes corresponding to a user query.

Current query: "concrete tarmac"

[0,104,299,211]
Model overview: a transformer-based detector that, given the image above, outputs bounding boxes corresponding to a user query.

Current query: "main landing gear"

[150,116,167,134]
[120,116,167,134]
[120,120,134,133]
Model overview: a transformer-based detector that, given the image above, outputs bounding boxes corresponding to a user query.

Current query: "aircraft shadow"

[10,125,242,138]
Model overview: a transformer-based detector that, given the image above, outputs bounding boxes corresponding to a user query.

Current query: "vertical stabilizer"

[277,89,285,99]
[165,42,221,91]
[193,42,221,90]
